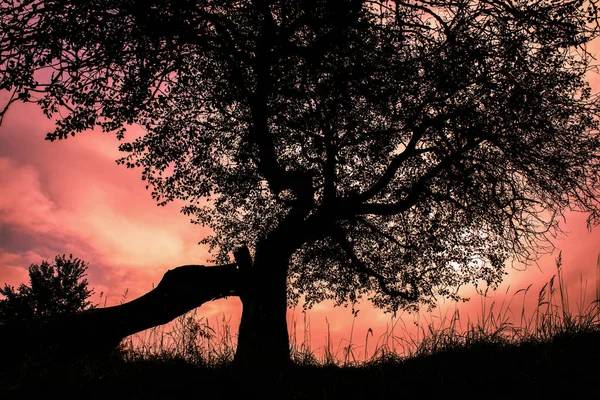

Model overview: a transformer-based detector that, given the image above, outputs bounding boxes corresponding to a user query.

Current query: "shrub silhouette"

[0,254,96,325]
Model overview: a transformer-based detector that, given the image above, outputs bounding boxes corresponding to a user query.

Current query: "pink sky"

[1,47,600,361]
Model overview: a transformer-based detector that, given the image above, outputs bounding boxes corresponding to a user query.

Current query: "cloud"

[0,103,214,306]
[0,152,213,304]
[0,157,60,233]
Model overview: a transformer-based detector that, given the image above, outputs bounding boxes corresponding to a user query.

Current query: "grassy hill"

[1,259,599,400]
[0,326,597,400]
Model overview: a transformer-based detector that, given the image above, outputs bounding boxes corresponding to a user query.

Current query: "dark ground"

[0,329,598,400]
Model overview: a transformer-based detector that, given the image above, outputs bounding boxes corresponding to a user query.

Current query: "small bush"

[0,254,95,325]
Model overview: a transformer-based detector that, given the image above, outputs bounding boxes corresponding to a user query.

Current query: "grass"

[1,255,599,399]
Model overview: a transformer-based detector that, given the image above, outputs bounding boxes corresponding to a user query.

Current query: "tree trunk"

[0,263,241,363]
[233,243,292,370]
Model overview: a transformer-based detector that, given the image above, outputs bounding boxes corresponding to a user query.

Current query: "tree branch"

[332,225,418,301]
[355,107,471,203]
[352,136,485,216]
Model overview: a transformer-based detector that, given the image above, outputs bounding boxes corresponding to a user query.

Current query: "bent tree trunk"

[0,263,242,363]
[0,244,298,370]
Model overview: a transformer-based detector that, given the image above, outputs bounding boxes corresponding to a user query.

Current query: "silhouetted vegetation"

[0,258,598,399]
[0,254,95,325]
[1,0,600,368]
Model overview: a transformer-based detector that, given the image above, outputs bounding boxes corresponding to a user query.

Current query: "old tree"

[1,0,600,368]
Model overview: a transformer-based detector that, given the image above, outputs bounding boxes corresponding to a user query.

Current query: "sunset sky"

[1,36,600,359]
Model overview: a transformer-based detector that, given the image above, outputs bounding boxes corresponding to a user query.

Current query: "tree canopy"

[1,0,599,313]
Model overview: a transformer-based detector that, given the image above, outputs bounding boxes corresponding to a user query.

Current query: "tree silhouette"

[1,0,600,368]
[0,254,95,325]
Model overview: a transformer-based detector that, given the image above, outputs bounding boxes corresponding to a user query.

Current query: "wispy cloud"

[0,103,213,305]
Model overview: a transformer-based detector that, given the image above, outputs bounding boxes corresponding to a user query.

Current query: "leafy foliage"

[1,1,599,312]
[0,254,95,324]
